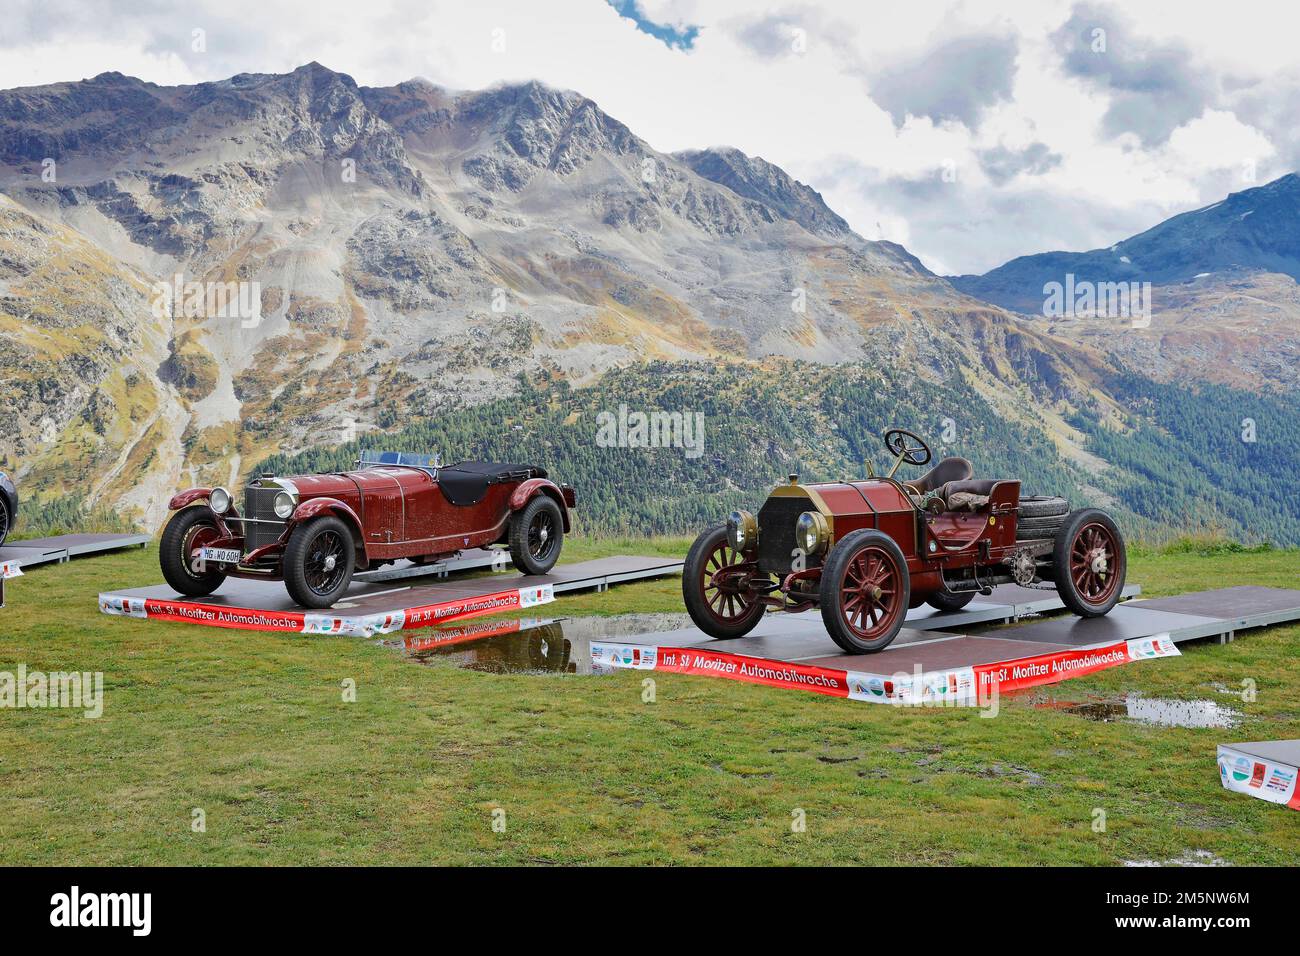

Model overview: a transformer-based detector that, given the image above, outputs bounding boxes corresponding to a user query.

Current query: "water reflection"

[394,613,693,675]
[1037,693,1241,729]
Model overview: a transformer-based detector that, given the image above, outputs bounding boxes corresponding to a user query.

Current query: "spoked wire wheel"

[303,528,349,597]
[284,515,356,608]
[527,506,558,564]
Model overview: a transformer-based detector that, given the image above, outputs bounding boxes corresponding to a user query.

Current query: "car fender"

[168,488,213,511]
[509,479,571,533]
[290,497,369,559]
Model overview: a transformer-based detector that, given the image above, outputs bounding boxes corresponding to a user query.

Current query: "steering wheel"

[883,428,932,469]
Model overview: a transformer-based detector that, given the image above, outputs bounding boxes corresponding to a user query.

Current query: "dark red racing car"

[683,428,1126,652]
[160,452,576,608]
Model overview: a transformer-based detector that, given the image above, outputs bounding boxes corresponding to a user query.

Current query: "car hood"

[256,467,431,499]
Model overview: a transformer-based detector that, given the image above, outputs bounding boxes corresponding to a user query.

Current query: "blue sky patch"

[605,1,700,50]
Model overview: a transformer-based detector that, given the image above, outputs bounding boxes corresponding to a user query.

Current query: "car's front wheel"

[509,495,564,575]
[284,515,356,609]
[682,525,766,639]
[160,506,229,597]
[820,529,911,653]
[0,494,10,548]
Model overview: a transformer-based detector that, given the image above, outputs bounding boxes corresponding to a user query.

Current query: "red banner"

[647,645,852,697]
[593,633,1179,707]
[99,583,554,637]
[974,643,1128,694]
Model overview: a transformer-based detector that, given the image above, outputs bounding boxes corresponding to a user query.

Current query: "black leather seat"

[903,457,972,495]
[939,478,1006,512]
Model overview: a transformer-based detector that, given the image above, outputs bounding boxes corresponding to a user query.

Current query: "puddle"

[390,613,693,675]
[1037,694,1241,729]
[1125,850,1232,868]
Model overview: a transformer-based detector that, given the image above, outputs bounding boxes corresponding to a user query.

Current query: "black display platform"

[587,586,1300,706]
[0,532,150,607]
[0,532,149,569]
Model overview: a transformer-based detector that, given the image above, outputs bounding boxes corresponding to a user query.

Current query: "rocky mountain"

[0,63,1295,543]
[950,173,1300,392]
[674,146,853,241]
[0,63,1110,529]
[952,173,1300,308]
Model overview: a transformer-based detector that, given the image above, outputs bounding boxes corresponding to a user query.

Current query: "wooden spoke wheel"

[820,529,911,653]
[1053,508,1126,617]
[682,525,766,639]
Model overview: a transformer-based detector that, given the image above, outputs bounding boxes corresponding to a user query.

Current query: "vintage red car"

[160,452,576,608]
[683,428,1127,652]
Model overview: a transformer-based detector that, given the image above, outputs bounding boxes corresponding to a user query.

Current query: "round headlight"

[209,487,231,514]
[795,511,829,555]
[273,491,297,519]
[726,510,758,552]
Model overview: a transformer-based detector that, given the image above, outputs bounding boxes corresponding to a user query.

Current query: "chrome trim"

[253,477,298,495]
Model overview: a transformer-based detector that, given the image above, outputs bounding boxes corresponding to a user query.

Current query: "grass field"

[0,537,1297,865]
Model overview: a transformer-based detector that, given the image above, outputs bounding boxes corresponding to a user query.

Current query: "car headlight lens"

[725,510,758,552]
[273,491,298,519]
[796,511,829,555]
[209,487,231,514]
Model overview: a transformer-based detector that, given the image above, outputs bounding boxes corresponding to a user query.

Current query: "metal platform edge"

[553,560,684,594]
[0,533,150,568]
[0,547,68,569]
[1010,583,1142,618]
[904,583,1142,633]
[355,550,499,583]
[64,533,151,557]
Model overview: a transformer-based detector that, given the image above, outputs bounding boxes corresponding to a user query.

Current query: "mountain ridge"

[950,172,1300,310]
[0,63,1295,544]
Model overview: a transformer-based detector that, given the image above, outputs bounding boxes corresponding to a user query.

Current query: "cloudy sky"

[1,0,1293,274]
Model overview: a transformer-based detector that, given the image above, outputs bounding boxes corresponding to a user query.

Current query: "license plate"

[199,547,242,566]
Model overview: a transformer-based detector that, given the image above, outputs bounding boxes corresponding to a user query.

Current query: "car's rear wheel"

[1053,509,1126,617]
[925,590,976,613]
[682,525,766,639]
[509,495,564,575]
[0,495,10,548]
[820,530,910,653]
[160,506,228,597]
[284,515,356,609]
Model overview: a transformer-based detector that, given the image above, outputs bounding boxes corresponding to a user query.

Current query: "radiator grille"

[242,486,286,554]
[757,496,810,574]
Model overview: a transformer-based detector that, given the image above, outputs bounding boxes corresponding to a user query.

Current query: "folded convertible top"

[438,461,548,506]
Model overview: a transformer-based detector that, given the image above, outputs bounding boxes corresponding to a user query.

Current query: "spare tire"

[1019,514,1066,531]
[1019,495,1069,518]
[1017,519,1066,542]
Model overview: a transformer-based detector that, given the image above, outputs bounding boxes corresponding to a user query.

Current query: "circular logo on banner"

[1230,755,1252,783]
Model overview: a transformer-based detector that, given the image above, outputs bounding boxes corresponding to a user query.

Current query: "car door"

[349,468,405,546]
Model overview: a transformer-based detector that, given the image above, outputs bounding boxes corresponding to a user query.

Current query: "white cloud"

[1164,110,1275,173]
[0,0,1293,273]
